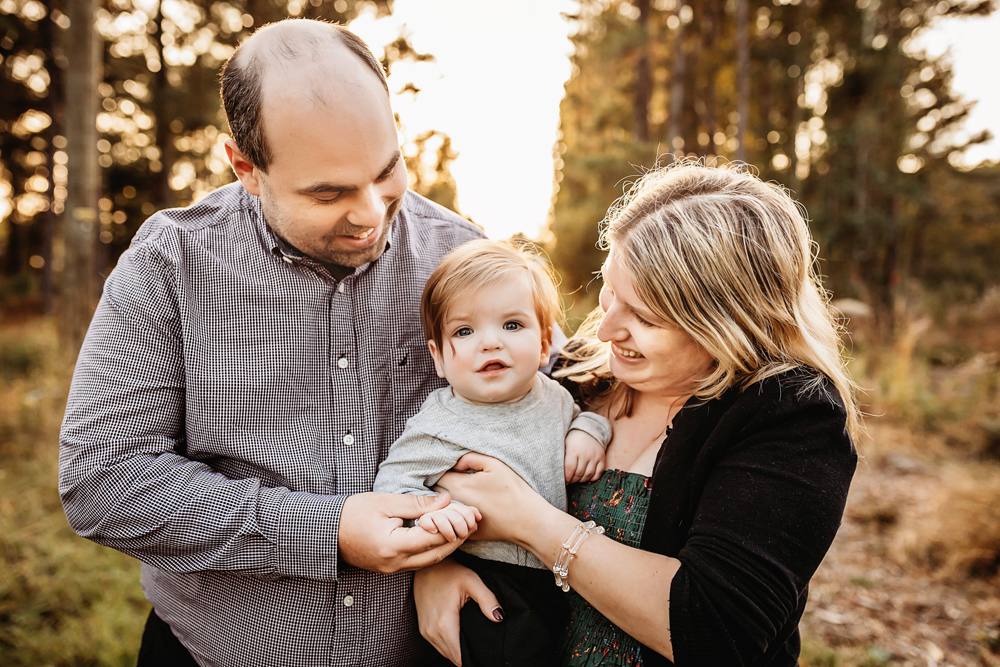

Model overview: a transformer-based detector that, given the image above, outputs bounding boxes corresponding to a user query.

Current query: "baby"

[373,238,611,666]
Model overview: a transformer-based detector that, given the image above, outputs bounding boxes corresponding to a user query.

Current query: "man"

[59,19,498,666]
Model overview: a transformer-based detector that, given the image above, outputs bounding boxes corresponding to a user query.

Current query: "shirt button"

[337,357,349,369]
[343,595,355,607]
[342,433,355,446]
[337,282,345,293]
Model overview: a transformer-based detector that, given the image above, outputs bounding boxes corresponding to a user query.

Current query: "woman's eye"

[503,321,522,331]
[636,314,656,328]
[455,327,473,337]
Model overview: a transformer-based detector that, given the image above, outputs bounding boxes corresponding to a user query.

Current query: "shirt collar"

[243,184,395,280]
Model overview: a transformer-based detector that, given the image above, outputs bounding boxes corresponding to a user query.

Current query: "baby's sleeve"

[373,426,466,495]
[568,411,613,450]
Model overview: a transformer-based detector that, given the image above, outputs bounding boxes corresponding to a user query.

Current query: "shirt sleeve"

[665,389,856,666]
[568,411,613,449]
[58,232,344,582]
[372,423,467,495]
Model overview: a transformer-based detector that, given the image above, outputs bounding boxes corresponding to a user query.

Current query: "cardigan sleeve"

[663,381,856,666]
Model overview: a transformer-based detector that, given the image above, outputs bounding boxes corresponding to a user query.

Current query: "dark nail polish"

[492,607,504,621]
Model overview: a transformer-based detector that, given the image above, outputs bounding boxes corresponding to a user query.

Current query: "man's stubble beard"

[260,192,400,268]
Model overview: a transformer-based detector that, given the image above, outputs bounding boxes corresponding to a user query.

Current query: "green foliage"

[0,0,460,301]
[548,0,1000,340]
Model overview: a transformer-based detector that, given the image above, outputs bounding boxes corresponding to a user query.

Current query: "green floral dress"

[560,468,652,667]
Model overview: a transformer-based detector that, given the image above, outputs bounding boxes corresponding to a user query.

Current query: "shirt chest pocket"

[387,344,444,451]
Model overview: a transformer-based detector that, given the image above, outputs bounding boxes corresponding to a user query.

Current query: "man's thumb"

[391,491,451,519]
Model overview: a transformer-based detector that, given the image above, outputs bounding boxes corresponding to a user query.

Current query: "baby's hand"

[416,501,482,542]
[564,429,607,484]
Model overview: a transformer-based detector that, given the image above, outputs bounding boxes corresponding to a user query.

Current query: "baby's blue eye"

[503,321,522,331]
[455,327,473,337]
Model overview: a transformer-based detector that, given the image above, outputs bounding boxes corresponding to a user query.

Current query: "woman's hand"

[434,452,551,545]
[413,557,503,666]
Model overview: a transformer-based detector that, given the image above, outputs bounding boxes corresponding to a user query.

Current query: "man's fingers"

[402,538,464,571]
[388,491,451,520]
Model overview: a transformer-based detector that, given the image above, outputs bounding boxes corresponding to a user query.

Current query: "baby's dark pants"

[430,550,569,667]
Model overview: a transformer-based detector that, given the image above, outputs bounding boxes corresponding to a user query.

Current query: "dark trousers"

[136,609,200,667]
[440,551,569,667]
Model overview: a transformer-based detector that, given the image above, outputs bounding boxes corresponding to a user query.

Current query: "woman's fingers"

[451,451,493,473]
[414,558,503,667]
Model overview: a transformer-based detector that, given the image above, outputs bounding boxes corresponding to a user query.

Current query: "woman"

[416,161,860,666]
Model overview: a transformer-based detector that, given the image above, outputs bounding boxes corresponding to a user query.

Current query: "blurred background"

[2,1,999,665]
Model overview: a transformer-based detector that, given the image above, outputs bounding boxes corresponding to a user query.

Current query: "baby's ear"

[427,340,447,379]
[538,326,552,367]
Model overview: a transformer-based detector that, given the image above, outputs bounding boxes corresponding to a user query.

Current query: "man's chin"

[320,233,390,268]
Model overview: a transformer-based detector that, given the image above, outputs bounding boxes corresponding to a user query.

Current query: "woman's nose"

[596,305,626,343]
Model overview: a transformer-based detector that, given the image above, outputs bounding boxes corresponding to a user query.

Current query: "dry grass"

[892,463,1000,579]
[0,318,149,666]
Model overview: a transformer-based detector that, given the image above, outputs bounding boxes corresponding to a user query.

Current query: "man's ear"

[538,326,552,368]
[224,138,262,196]
[427,340,447,379]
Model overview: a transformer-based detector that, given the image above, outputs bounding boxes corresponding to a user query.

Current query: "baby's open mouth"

[480,361,507,372]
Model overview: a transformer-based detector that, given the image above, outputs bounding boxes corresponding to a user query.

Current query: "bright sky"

[916,11,1000,167]
[350,3,1000,241]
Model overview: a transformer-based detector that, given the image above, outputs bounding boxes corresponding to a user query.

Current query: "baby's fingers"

[428,514,459,542]
[450,506,480,539]
[565,455,581,484]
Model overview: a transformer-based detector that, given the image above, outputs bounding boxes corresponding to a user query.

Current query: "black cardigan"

[563,367,856,666]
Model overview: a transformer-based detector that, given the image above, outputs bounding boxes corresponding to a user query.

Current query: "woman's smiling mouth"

[613,344,644,359]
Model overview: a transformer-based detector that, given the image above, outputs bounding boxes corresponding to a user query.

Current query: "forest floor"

[800,422,1000,667]
[3,320,999,666]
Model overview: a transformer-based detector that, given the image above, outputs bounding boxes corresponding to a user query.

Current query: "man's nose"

[347,184,386,229]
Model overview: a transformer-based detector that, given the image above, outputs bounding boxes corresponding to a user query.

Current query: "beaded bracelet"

[552,520,605,591]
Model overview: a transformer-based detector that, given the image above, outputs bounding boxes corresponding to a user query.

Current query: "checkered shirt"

[59,182,484,667]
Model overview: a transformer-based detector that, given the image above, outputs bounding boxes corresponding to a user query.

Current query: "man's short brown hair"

[220,20,389,172]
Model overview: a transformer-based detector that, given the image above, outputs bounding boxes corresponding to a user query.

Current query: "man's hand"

[564,429,607,483]
[418,502,482,542]
[338,492,468,574]
[414,557,503,666]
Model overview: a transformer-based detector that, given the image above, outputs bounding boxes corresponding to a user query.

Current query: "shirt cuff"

[272,489,345,581]
[569,411,613,449]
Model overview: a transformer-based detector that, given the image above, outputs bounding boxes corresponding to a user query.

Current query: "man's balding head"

[221,19,389,172]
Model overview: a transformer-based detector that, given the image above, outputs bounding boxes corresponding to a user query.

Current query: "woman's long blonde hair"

[557,160,862,439]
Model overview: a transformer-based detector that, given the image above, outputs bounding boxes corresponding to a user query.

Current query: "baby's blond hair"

[422,239,561,353]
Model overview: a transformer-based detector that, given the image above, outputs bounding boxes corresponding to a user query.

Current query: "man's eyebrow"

[297,151,402,195]
[378,151,402,179]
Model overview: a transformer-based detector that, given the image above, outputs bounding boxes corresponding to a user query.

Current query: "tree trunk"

[735,0,749,162]
[668,3,687,157]
[704,0,718,150]
[153,3,172,210]
[633,0,652,144]
[41,0,61,314]
[62,0,100,350]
